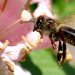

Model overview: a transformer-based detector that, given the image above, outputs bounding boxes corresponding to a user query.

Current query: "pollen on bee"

[58,51,63,54]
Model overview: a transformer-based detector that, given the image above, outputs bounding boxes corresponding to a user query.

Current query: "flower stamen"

[0,0,8,12]
[22,35,35,48]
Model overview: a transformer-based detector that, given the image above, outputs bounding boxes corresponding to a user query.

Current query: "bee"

[32,15,75,67]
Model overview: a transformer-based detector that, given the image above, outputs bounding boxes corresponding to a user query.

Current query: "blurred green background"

[52,0,75,18]
[19,0,75,75]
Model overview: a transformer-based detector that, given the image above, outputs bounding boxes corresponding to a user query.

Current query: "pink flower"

[0,0,54,49]
[0,0,61,75]
[0,0,32,45]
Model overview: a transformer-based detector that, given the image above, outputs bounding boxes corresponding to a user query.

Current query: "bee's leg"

[57,40,63,65]
[51,38,56,49]
[38,31,43,39]
[57,41,66,68]
[62,42,66,63]
[33,25,38,32]
[49,33,56,49]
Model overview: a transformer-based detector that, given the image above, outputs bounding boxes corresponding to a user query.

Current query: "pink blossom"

[0,0,53,49]
[0,0,59,75]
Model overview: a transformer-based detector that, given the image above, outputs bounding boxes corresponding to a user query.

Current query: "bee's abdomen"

[59,27,75,46]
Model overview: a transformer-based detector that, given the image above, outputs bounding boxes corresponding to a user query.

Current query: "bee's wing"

[58,15,75,29]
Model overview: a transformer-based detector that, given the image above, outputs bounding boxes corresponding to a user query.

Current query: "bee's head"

[33,16,45,31]
[33,16,57,33]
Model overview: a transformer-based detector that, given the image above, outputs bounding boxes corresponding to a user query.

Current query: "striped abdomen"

[58,27,75,46]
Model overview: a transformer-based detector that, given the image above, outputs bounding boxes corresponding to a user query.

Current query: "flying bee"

[23,0,74,67]
[31,15,75,67]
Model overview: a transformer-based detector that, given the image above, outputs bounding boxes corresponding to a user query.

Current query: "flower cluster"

[0,8,43,75]
[0,0,54,75]
[0,0,72,75]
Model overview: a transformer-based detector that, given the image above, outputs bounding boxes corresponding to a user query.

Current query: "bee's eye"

[36,16,44,24]
[46,18,56,28]
[36,19,42,26]
[47,19,54,25]
[38,19,42,23]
